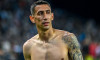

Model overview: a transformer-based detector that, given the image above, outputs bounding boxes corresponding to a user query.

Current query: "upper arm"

[23,42,31,60]
[62,33,83,60]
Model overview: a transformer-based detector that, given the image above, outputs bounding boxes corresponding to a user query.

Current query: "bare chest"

[30,39,68,60]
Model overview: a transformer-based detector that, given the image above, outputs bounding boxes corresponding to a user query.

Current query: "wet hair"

[30,0,51,15]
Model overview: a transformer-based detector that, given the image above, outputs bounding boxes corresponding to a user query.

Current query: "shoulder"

[61,31,77,43]
[62,31,77,41]
[55,29,77,41]
[60,30,80,49]
[23,39,32,52]
[54,29,75,39]
[23,39,33,54]
[23,34,39,53]
[54,29,70,35]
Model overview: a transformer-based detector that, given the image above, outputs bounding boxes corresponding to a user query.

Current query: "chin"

[44,26,49,29]
[42,26,50,30]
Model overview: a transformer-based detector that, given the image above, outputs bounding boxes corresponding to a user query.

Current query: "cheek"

[47,15,52,20]
[50,16,53,21]
[35,17,42,24]
[35,16,42,20]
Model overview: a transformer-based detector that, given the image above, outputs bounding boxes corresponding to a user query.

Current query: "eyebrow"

[37,9,51,12]
[46,10,50,11]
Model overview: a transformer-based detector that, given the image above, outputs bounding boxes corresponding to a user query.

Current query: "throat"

[39,33,52,42]
[38,29,55,42]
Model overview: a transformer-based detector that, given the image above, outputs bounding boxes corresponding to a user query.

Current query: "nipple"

[61,58,64,60]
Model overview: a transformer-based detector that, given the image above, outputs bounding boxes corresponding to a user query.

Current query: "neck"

[37,27,55,42]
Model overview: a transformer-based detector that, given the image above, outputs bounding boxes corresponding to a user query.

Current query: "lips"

[42,22,49,26]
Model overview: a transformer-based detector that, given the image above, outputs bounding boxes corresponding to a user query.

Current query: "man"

[23,0,83,60]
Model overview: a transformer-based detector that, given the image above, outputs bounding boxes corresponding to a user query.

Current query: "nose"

[43,12,47,20]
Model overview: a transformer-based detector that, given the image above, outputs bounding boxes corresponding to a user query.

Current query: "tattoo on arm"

[62,33,83,60]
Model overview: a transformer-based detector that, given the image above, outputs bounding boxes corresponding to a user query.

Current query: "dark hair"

[30,0,51,15]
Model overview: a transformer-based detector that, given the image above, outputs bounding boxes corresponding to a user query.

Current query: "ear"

[29,15,35,23]
[51,13,54,21]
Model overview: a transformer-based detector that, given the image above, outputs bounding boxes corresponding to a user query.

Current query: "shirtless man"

[23,0,83,60]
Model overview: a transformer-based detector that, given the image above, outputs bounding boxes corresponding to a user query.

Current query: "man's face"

[33,4,53,30]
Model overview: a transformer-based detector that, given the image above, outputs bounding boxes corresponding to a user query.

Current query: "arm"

[63,33,83,60]
[23,42,31,60]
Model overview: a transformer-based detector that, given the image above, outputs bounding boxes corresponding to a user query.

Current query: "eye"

[46,10,50,14]
[37,11,43,15]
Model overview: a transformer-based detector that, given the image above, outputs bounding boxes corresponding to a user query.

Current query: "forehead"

[35,4,51,12]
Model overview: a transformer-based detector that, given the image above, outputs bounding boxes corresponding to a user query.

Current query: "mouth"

[42,22,49,26]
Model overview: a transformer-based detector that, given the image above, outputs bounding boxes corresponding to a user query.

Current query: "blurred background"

[0,0,100,60]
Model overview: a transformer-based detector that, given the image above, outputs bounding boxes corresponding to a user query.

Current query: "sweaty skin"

[23,4,83,60]
[23,29,83,60]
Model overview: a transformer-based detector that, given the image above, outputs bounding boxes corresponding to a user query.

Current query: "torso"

[25,30,70,60]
